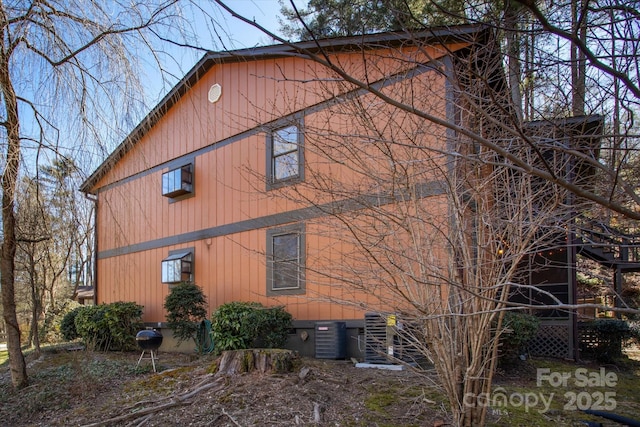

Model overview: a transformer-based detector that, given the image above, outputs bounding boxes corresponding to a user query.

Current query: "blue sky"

[78,0,292,171]
[219,0,285,47]
[143,1,295,108]
[26,1,299,176]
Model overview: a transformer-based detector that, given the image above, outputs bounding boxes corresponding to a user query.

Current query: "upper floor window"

[162,164,193,199]
[266,224,305,295]
[267,122,303,189]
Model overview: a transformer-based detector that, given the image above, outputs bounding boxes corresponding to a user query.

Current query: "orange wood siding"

[93,44,451,190]
[92,40,462,323]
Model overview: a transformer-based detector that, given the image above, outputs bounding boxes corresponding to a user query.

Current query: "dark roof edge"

[80,23,491,194]
[525,114,605,129]
[524,114,605,138]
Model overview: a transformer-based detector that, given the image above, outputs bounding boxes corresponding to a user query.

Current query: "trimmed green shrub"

[211,302,262,351]
[579,319,631,362]
[103,301,144,350]
[498,311,540,363]
[74,305,106,350]
[163,282,208,345]
[257,304,294,349]
[73,302,143,351]
[60,306,83,341]
[211,302,292,353]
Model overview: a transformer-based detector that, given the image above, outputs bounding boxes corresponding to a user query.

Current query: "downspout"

[84,192,98,305]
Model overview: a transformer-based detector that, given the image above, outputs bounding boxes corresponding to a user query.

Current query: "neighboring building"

[80,24,634,359]
[73,286,95,305]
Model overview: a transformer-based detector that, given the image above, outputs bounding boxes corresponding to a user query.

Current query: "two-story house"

[81,24,618,360]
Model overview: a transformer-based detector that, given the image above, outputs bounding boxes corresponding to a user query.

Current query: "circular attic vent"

[208,83,222,103]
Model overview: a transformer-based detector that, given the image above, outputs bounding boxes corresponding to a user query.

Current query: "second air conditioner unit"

[364,312,422,365]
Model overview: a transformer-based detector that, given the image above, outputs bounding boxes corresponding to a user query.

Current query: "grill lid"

[136,329,163,350]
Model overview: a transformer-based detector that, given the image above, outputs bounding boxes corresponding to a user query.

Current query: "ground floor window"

[267,224,305,295]
[161,249,193,284]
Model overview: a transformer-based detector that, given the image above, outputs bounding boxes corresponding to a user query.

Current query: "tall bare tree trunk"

[571,0,587,116]
[505,0,524,123]
[29,253,42,357]
[0,54,28,388]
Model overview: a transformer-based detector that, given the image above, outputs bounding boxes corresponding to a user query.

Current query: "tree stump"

[216,349,295,375]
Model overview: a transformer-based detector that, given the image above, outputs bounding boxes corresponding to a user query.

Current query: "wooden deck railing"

[577,218,640,263]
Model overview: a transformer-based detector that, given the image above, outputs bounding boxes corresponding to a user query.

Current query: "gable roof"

[80,23,494,194]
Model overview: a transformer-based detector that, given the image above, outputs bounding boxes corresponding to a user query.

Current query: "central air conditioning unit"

[315,321,347,359]
[364,312,421,364]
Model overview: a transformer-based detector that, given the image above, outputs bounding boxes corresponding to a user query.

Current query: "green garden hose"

[195,319,215,354]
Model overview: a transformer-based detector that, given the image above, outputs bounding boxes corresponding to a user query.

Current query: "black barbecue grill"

[136,329,163,372]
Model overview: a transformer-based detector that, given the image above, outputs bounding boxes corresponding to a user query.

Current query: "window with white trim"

[266,224,305,295]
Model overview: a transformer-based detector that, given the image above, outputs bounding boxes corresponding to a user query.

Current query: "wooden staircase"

[577,221,640,272]
[576,220,640,297]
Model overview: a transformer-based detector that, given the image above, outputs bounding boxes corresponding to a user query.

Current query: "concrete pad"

[355,362,405,370]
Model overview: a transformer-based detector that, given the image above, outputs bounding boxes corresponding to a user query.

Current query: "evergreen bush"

[579,319,631,362]
[72,302,143,351]
[211,302,292,352]
[163,282,208,345]
[60,306,82,341]
[498,311,540,363]
[256,304,294,348]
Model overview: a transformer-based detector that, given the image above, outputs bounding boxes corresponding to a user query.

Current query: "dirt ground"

[0,347,449,427]
[2,346,640,427]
